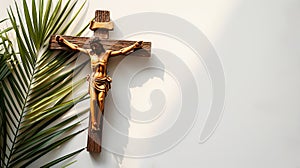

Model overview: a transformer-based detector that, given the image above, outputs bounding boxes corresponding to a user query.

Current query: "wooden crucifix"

[49,10,151,153]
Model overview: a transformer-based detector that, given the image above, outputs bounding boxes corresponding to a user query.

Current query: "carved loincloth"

[92,76,112,94]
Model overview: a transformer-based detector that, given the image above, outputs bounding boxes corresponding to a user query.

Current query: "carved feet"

[91,122,100,132]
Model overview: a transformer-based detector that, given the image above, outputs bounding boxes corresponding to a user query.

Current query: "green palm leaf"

[0,0,89,167]
[0,20,13,82]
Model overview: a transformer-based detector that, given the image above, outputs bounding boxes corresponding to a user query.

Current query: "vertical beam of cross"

[87,10,111,153]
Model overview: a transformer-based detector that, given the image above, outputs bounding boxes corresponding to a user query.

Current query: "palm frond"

[0,20,13,82]
[0,0,89,167]
[0,19,15,168]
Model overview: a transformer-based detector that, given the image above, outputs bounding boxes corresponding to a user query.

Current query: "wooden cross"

[49,10,151,153]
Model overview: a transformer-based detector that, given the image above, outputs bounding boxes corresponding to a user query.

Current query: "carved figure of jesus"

[56,35,143,131]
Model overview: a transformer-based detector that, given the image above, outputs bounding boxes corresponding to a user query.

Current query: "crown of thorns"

[89,37,101,44]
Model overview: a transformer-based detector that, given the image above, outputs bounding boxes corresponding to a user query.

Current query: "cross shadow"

[101,53,165,167]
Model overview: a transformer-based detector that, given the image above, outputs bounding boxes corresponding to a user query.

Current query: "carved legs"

[90,87,98,131]
[87,79,107,152]
[90,84,106,132]
[96,91,105,128]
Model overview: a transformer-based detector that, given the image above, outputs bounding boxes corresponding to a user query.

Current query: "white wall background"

[1,0,300,167]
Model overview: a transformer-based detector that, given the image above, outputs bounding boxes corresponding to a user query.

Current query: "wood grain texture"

[87,113,103,153]
[49,35,151,57]
[93,10,111,39]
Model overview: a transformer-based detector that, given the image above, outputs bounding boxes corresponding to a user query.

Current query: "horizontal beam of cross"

[49,35,151,57]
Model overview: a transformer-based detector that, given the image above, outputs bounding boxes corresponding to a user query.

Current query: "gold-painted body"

[56,35,143,131]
